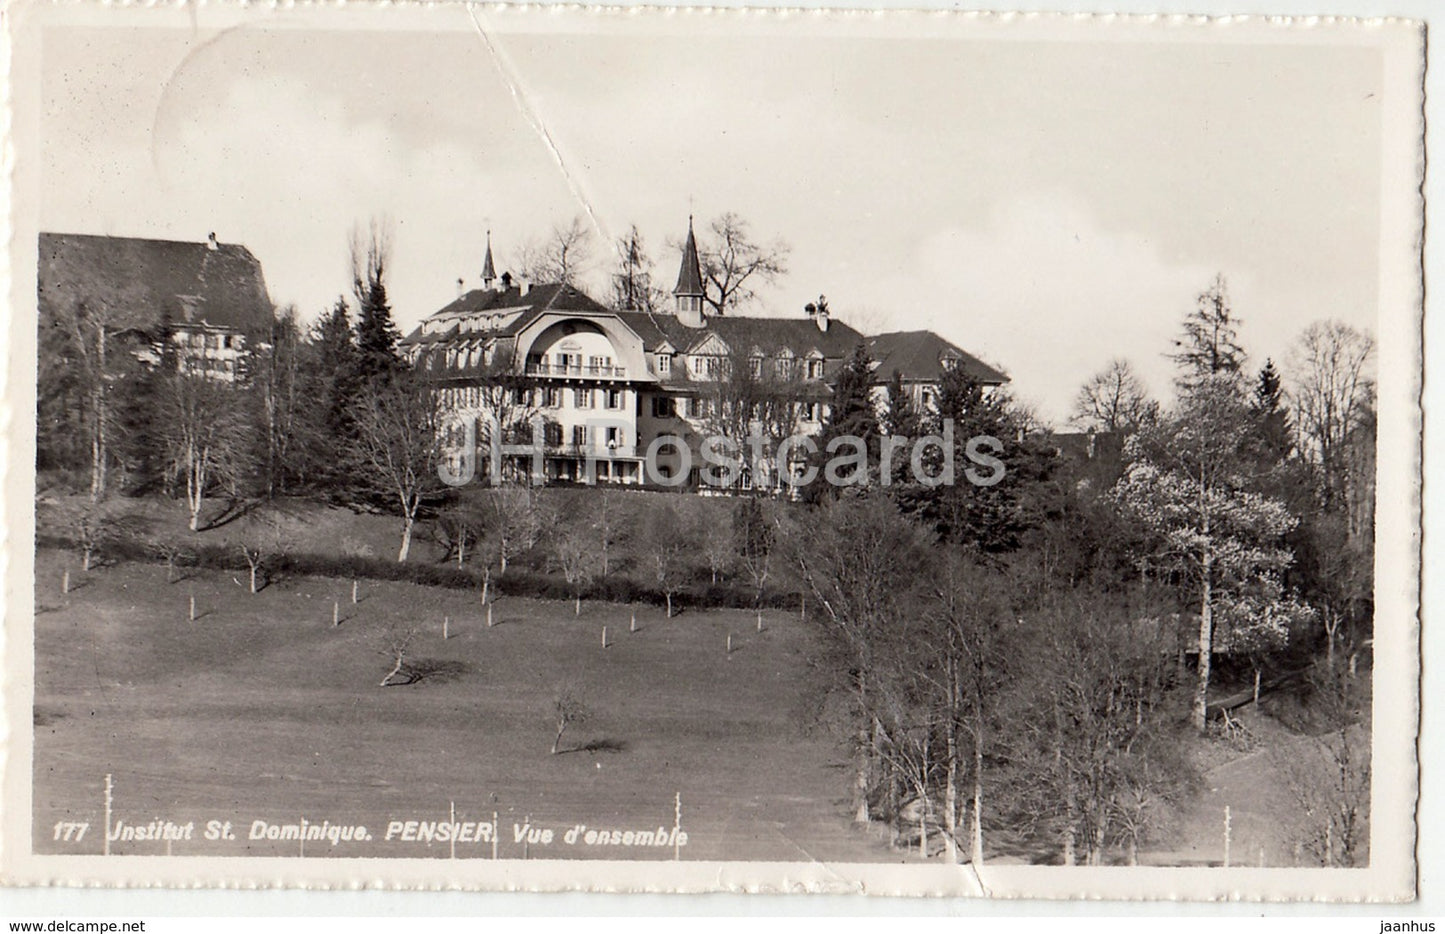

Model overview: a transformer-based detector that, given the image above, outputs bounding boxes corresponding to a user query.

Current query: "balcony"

[543,441,639,459]
[526,363,628,379]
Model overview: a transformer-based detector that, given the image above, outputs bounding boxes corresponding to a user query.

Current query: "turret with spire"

[482,230,497,290]
[673,216,706,328]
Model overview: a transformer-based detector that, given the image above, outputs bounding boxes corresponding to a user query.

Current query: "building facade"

[401,221,1007,490]
[38,231,274,380]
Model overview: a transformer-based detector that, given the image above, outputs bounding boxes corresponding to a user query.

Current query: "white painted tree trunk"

[397,515,414,563]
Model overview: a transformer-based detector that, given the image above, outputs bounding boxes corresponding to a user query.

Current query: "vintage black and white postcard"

[0,2,1424,900]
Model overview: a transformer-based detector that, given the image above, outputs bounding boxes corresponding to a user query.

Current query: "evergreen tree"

[610,225,667,313]
[893,363,1057,552]
[351,221,401,386]
[1170,274,1246,388]
[811,341,879,491]
[1251,358,1294,463]
[114,310,177,494]
[881,371,922,438]
[297,297,361,494]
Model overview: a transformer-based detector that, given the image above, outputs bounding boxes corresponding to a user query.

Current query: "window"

[687,397,705,418]
[222,334,234,349]
[921,388,935,409]
[605,389,624,410]
[512,387,529,406]
[651,396,675,418]
[776,358,794,380]
[544,422,563,446]
[605,426,622,449]
[807,359,824,379]
[544,387,562,408]
[750,356,764,378]
[575,388,594,408]
[588,355,613,370]
[572,425,588,447]
[657,354,671,375]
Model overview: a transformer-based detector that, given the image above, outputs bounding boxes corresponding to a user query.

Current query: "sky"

[38,12,1385,424]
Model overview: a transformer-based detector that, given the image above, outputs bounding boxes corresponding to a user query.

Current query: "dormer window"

[806,359,824,379]
[942,354,960,372]
[657,354,671,375]
[750,356,764,378]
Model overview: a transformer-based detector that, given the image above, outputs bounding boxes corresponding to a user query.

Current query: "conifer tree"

[351,220,401,386]
[813,340,879,490]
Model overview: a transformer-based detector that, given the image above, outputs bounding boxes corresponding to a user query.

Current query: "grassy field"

[33,548,907,863]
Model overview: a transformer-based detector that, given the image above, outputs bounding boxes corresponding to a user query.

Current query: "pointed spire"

[673,215,704,298]
[481,230,496,287]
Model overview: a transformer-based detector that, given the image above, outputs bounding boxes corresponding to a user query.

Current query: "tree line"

[37,219,1374,864]
[779,273,1375,864]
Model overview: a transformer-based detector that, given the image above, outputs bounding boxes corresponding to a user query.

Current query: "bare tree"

[695,212,791,315]
[57,499,114,571]
[639,503,690,618]
[788,493,936,825]
[1286,321,1376,510]
[1278,661,1371,866]
[236,512,299,594]
[379,623,419,687]
[700,510,735,584]
[352,370,444,562]
[159,361,251,532]
[550,520,600,616]
[735,497,775,608]
[147,536,192,584]
[551,689,591,754]
[593,488,625,579]
[1071,358,1158,434]
[514,216,594,285]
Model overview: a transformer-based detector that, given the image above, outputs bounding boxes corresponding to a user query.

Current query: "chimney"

[519,277,531,297]
[500,271,513,292]
[206,232,219,252]
[456,278,465,297]
[806,295,830,332]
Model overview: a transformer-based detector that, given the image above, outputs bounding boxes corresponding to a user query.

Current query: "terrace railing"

[526,363,628,379]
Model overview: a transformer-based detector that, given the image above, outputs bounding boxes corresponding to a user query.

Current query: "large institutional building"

[401,220,1007,490]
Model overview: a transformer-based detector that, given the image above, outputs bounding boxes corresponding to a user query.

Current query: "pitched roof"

[673,218,704,296]
[38,232,273,333]
[400,282,613,344]
[867,330,1009,386]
